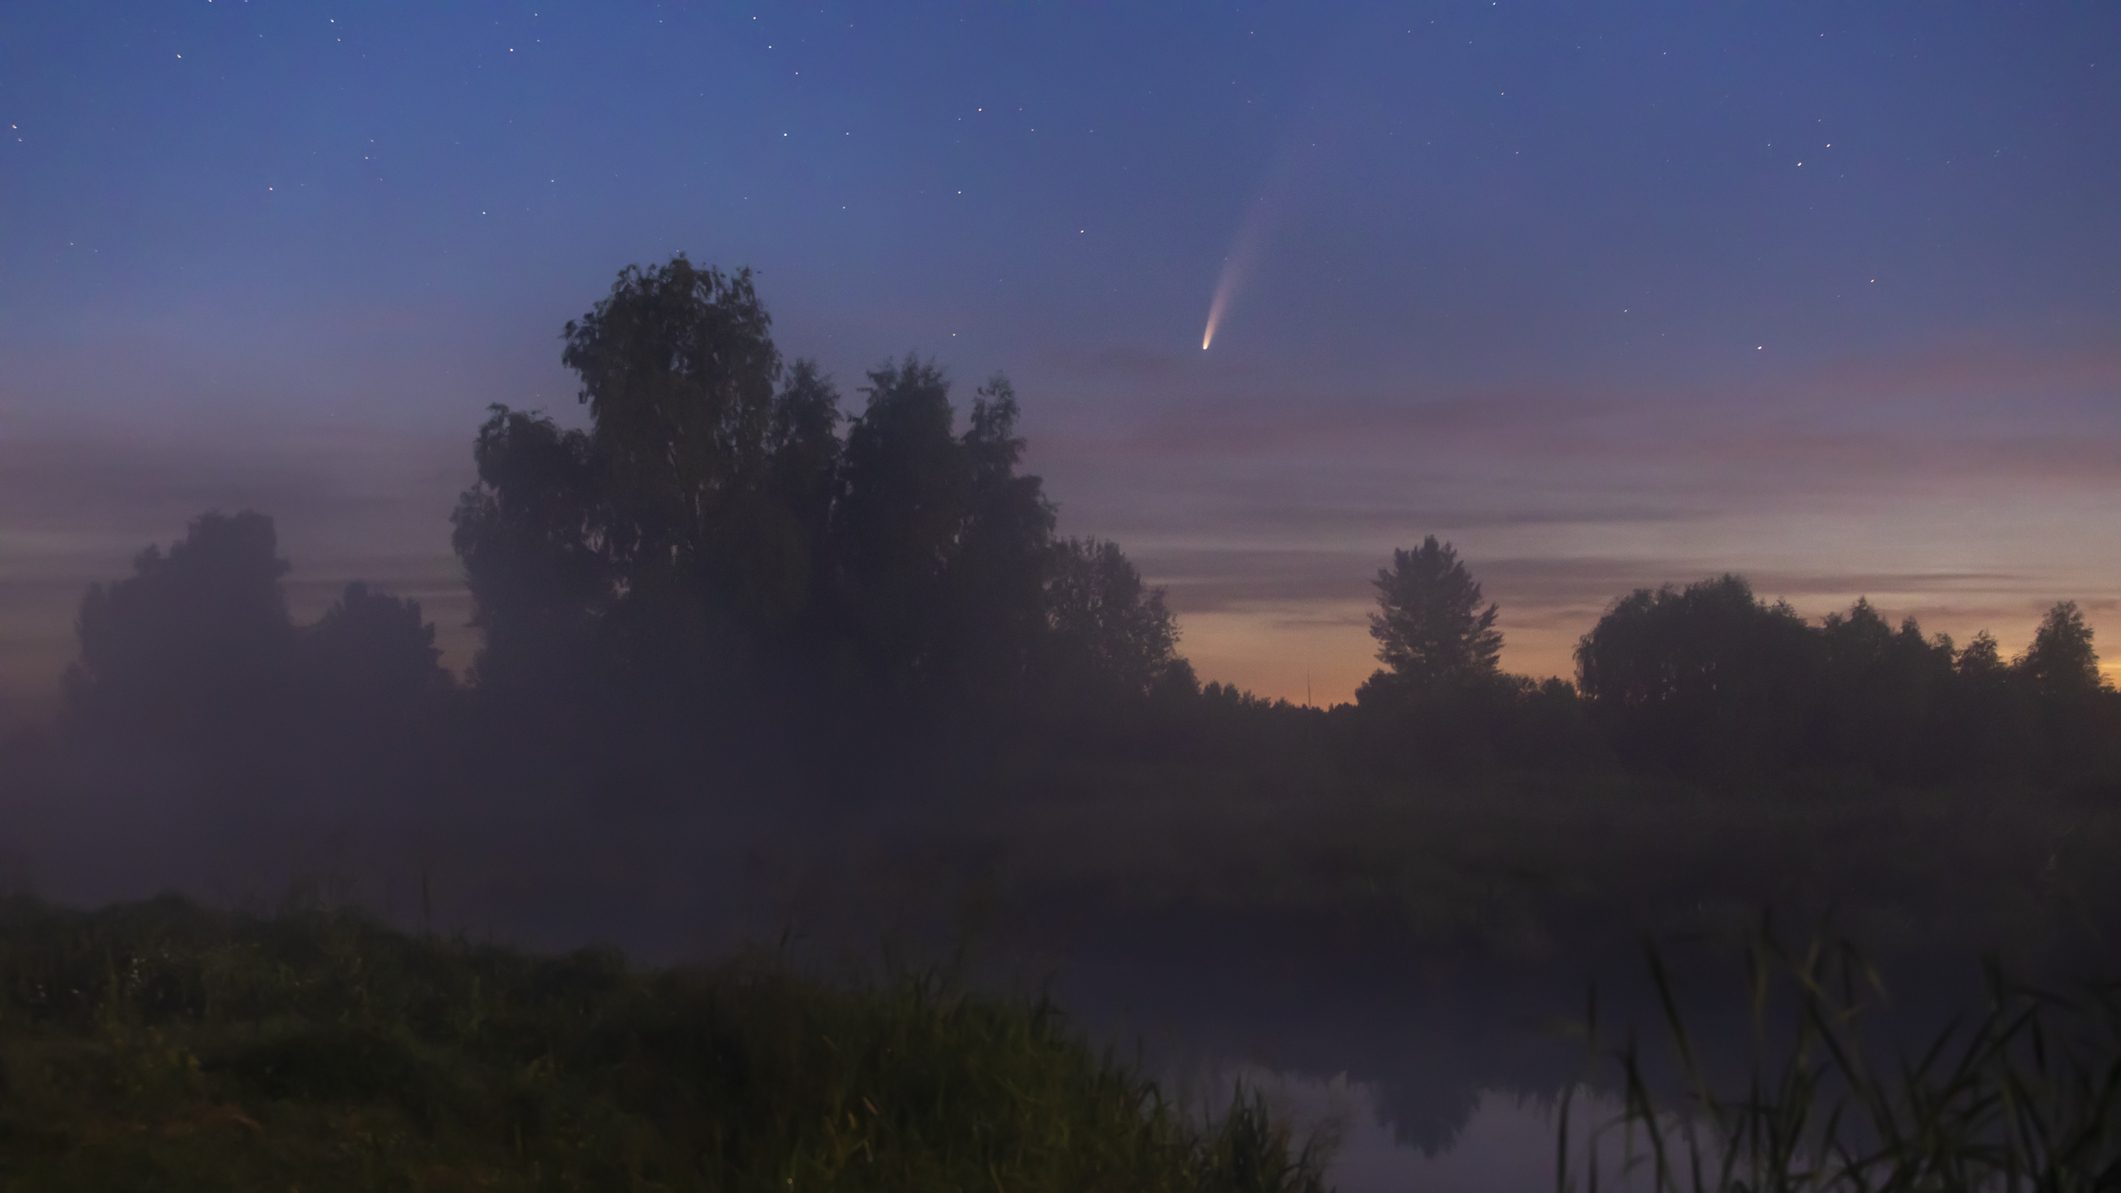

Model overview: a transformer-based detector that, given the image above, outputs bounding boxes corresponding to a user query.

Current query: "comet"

[1200,255,1239,350]
[1200,199,1267,352]
[1201,96,1331,350]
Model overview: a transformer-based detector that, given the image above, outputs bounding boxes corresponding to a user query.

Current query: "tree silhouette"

[2018,601,2102,696]
[67,510,294,741]
[1574,575,1817,772]
[303,581,447,711]
[1149,656,1202,704]
[451,407,609,693]
[453,259,855,708]
[1958,629,2005,677]
[563,258,814,678]
[1044,538,1182,699]
[951,376,1060,700]
[446,261,1082,773]
[2015,600,2110,775]
[768,358,845,590]
[1939,627,2038,775]
[562,259,781,582]
[834,358,977,695]
[1817,600,1956,779]
[1367,537,1502,691]
[834,360,1055,705]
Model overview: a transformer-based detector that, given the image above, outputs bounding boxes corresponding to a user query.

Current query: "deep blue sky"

[4,1,2120,712]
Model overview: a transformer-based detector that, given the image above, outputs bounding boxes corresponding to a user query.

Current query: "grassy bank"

[0,897,1330,1192]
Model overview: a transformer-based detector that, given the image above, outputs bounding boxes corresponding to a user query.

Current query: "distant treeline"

[22,258,2121,808]
[1339,548,2118,785]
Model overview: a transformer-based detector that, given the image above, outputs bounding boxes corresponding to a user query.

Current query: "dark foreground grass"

[1561,929,2121,1192]
[0,897,1331,1192]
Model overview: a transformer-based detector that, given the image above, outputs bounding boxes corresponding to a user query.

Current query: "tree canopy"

[2020,601,2101,696]
[448,257,1176,753]
[1367,536,1503,691]
[1044,538,1182,700]
[67,511,294,741]
[1574,575,1818,771]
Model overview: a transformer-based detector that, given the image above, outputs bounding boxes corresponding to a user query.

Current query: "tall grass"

[0,895,1331,1191]
[1558,926,2121,1191]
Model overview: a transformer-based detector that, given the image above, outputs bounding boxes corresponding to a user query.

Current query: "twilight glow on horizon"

[3,2,2120,719]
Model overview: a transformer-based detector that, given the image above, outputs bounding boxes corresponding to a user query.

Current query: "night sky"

[4,2,2119,717]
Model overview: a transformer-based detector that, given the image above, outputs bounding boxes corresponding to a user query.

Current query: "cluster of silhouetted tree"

[24,258,2121,817]
[41,260,1192,815]
[50,509,452,820]
[443,262,1192,802]
[1573,578,2117,782]
[1337,541,2121,786]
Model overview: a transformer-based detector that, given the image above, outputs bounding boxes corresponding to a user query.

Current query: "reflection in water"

[1042,947,1605,1187]
[1041,936,1986,1193]
[1175,1064,1631,1193]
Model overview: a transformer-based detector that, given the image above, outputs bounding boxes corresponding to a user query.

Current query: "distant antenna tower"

[1306,671,1313,708]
